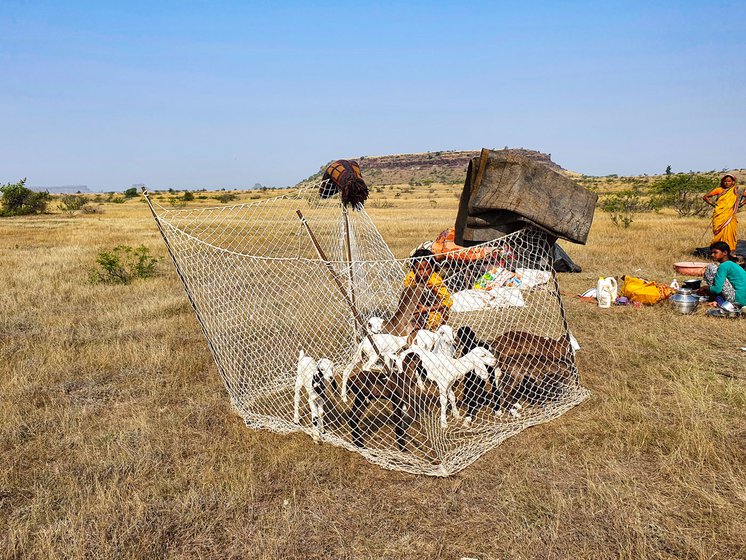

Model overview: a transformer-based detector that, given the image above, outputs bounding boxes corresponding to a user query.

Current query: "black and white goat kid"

[293,350,335,442]
[454,325,503,421]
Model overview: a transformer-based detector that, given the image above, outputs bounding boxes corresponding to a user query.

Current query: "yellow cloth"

[403,271,453,330]
[710,186,740,251]
[621,275,675,306]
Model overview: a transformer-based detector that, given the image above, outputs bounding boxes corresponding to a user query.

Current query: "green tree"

[651,173,715,217]
[599,188,646,228]
[59,194,87,214]
[0,178,51,216]
[665,165,672,175]
[123,187,138,198]
[182,190,195,201]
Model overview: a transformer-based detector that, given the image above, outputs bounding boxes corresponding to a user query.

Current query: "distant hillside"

[302,149,562,187]
[29,185,93,194]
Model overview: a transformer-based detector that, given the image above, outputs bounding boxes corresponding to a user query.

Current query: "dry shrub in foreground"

[0,196,744,559]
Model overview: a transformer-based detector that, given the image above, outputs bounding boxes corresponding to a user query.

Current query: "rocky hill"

[29,185,93,194]
[304,149,562,186]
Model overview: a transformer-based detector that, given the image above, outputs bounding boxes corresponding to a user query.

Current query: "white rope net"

[147,183,589,476]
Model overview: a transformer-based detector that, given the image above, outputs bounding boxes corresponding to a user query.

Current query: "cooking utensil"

[670,287,700,314]
[673,262,708,276]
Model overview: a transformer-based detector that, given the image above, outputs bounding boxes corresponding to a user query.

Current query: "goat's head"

[469,346,498,368]
[472,361,490,381]
[367,316,384,334]
[317,358,334,379]
[436,324,455,344]
[455,325,478,353]
[312,358,335,393]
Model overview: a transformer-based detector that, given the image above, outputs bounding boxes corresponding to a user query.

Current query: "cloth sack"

[621,275,675,306]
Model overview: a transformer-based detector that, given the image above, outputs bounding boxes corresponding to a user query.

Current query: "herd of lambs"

[294,317,574,450]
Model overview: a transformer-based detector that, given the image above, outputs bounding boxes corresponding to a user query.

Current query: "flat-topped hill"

[303,148,562,186]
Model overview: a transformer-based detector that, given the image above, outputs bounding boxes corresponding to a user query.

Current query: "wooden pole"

[296,210,392,379]
[342,205,358,339]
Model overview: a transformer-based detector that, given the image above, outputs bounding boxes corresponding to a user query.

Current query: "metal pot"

[683,279,701,290]
[670,288,700,314]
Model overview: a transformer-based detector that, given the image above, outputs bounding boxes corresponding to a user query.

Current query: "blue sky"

[1,1,744,190]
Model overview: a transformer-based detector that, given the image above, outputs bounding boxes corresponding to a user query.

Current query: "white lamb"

[398,346,499,428]
[293,350,335,442]
[412,325,456,357]
[340,316,407,403]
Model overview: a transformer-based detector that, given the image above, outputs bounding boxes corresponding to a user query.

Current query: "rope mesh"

[147,183,589,476]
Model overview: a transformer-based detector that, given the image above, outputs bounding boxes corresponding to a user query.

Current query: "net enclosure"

[144,183,589,476]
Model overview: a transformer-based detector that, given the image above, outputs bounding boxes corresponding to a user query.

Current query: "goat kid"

[455,325,503,420]
[294,350,335,442]
[398,346,498,428]
[341,317,407,403]
[412,324,456,357]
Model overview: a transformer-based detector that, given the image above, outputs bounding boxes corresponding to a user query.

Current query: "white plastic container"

[596,277,618,309]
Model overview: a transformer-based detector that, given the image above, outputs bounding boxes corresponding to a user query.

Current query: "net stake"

[296,209,396,383]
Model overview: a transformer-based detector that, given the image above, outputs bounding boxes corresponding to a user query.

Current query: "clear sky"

[1,1,744,190]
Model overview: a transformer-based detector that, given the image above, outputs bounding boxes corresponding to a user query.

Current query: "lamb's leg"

[448,387,461,420]
[439,388,449,428]
[362,353,380,373]
[488,367,502,413]
[309,396,321,442]
[293,380,303,424]
[389,389,407,452]
[315,398,325,442]
[349,391,366,448]
[340,360,358,403]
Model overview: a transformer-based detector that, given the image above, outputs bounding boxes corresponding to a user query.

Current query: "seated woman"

[403,248,453,335]
[699,242,746,308]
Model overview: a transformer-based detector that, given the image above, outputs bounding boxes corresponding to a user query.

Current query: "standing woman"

[703,174,744,251]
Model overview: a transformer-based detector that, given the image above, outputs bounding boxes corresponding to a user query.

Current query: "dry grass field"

[1,184,745,559]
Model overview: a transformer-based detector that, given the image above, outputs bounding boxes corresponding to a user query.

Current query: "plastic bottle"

[670,278,679,289]
[597,277,617,309]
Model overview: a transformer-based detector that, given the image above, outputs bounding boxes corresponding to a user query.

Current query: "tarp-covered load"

[455,149,597,246]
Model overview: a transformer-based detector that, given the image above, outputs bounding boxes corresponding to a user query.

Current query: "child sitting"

[403,248,453,334]
[699,241,746,308]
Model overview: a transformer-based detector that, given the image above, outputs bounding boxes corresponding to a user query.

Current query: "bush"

[600,189,647,228]
[1,178,51,216]
[59,194,88,214]
[123,187,139,198]
[90,245,162,284]
[182,191,195,202]
[367,199,394,209]
[110,196,125,204]
[650,173,715,217]
[214,193,237,203]
[80,203,102,214]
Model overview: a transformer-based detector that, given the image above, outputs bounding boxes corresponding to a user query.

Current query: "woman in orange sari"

[703,174,744,251]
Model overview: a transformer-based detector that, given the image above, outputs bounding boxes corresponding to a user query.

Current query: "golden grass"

[1,187,745,559]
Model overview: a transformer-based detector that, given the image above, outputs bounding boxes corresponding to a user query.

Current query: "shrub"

[600,189,646,228]
[182,191,195,202]
[59,194,88,214]
[90,245,161,284]
[650,173,715,217]
[214,193,237,203]
[367,199,394,209]
[123,187,139,198]
[80,203,102,214]
[110,196,125,204]
[1,178,51,216]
